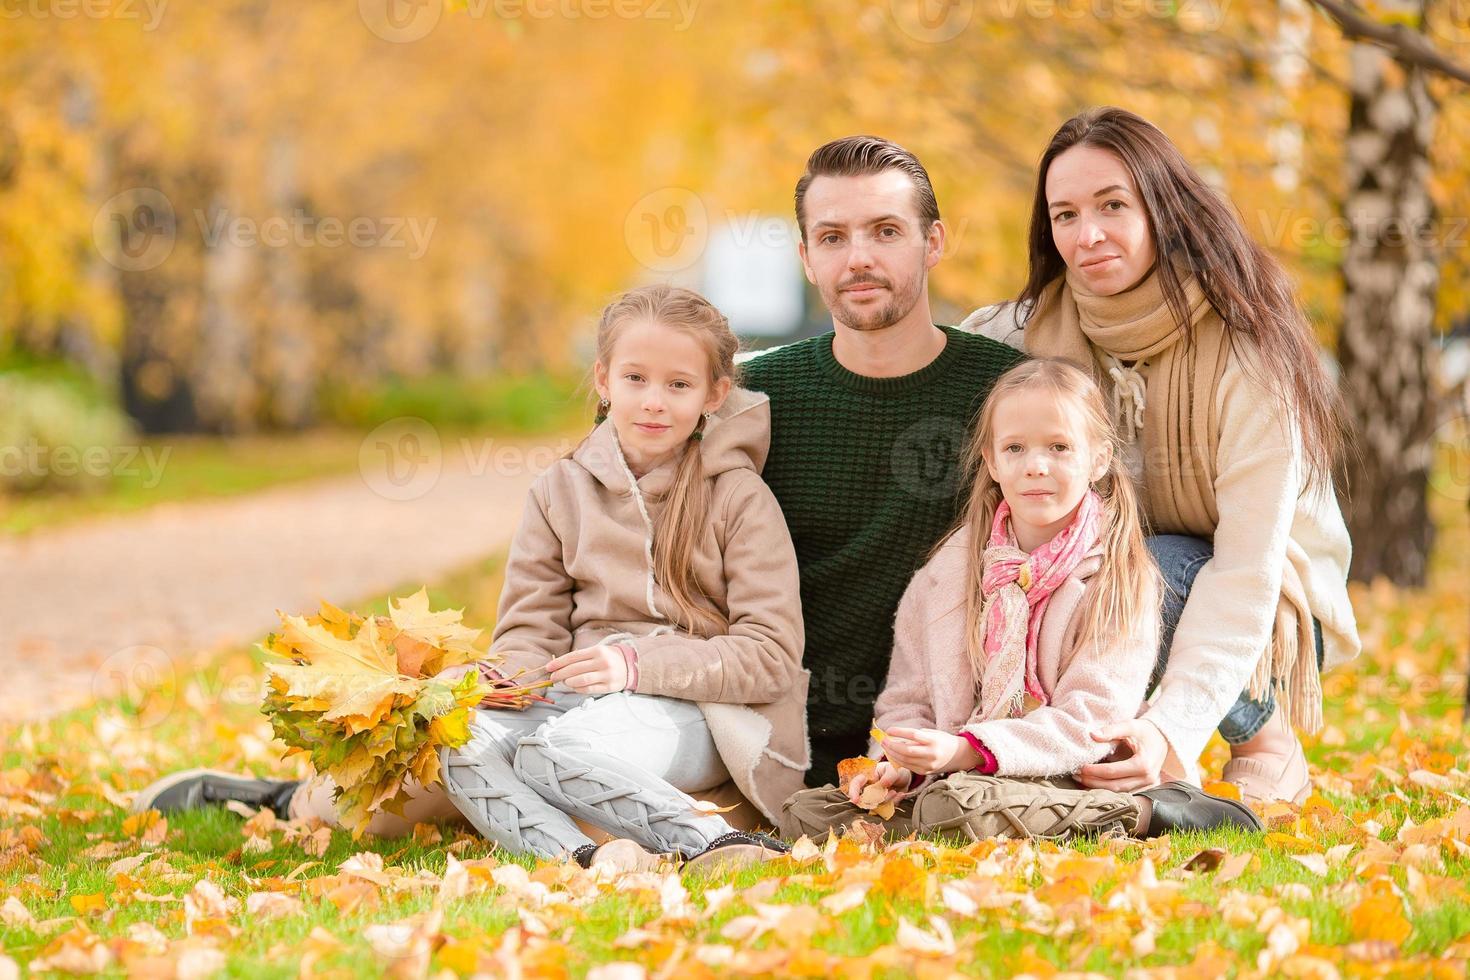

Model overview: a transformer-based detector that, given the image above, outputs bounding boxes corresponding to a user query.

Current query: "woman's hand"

[881,727,982,775]
[847,760,912,805]
[546,645,629,695]
[1076,718,1170,791]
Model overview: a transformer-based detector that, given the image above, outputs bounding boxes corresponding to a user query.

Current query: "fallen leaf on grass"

[1291,854,1329,876]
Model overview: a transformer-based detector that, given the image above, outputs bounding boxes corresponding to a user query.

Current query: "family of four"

[135,106,1361,875]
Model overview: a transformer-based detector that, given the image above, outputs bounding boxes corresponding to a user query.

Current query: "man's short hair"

[794,135,941,242]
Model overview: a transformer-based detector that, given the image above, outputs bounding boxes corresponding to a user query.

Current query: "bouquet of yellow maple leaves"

[258,588,551,837]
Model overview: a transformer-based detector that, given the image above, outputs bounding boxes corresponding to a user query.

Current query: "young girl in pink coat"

[781,358,1262,842]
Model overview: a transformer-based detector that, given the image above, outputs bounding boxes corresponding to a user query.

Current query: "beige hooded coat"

[489,387,810,825]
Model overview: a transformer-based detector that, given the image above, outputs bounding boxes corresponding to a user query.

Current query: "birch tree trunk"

[1334,0,1441,586]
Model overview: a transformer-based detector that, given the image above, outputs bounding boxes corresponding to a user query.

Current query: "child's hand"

[432,660,506,685]
[546,645,628,694]
[881,727,982,775]
[847,761,911,805]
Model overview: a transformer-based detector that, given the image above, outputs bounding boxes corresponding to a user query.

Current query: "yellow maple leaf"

[428,711,470,746]
[389,588,482,658]
[277,612,400,677]
[870,727,887,743]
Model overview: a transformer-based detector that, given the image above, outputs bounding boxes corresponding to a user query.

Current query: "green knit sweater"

[739,326,1025,787]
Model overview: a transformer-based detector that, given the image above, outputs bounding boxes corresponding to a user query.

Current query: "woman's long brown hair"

[1017,106,1343,490]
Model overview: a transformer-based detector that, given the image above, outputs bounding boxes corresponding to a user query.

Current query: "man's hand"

[546,645,629,695]
[847,760,911,805]
[1077,718,1170,791]
[881,727,982,775]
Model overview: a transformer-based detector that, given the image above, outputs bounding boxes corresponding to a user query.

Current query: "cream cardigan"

[959,303,1361,781]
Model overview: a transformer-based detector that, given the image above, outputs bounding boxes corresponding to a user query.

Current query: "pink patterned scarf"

[978,490,1104,720]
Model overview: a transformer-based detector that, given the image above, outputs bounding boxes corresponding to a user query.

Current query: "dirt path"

[0,428,574,724]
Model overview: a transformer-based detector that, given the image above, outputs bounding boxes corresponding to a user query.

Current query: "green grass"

[0,361,589,535]
[0,430,369,534]
[1,488,1468,976]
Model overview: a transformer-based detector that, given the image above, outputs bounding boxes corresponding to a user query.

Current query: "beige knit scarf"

[1025,266,1321,733]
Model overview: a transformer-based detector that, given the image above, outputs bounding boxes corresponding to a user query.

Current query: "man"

[739,135,1024,786]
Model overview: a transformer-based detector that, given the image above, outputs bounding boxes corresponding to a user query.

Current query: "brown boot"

[779,784,920,843]
[912,773,1140,842]
[1222,706,1311,806]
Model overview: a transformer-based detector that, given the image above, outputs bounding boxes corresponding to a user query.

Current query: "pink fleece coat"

[868,524,1161,778]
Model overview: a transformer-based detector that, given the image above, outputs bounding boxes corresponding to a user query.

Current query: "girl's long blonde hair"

[592,284,739,638]
[947,358,1162,678]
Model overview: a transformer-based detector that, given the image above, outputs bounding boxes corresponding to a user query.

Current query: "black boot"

[1136,781,1263,836]
[571,843,599,869]
[131,768,302,820]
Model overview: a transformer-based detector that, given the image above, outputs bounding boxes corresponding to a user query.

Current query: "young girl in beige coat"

[134,285,807,873]
[432,283,807,871]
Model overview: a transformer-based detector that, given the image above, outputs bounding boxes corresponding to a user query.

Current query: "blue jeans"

[1147,535,1324,744]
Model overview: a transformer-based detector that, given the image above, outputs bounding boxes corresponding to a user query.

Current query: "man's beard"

[824,269,924,332]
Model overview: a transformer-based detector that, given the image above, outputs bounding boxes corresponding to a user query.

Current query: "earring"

[691,412,711,442]
[594,398,610,425]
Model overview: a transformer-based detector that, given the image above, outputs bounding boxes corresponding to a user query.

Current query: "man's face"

[798,170,943,332]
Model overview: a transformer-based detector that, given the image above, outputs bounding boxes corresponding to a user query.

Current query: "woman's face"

[1045,144,1156,296]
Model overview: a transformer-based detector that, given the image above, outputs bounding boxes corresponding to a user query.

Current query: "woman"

[961,106,1359,805]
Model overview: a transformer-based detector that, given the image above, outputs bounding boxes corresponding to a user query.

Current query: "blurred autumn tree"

[1,0,1466,581]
